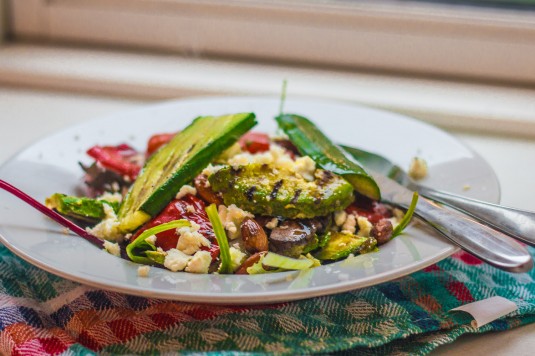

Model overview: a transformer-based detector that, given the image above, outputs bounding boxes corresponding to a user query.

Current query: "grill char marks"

[270,180,283,200]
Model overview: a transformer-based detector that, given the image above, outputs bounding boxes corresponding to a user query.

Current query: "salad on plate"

[45,112,416,276]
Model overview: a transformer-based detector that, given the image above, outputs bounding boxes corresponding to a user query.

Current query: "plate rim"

[0,95,498,304]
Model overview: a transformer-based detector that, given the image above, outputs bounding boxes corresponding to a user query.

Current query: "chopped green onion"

[126,219,190,264]
[262,252,314,270]
[206,204,233,274]
[392,192,419,238]
[278,79,288,115]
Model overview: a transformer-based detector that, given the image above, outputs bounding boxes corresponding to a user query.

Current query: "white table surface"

[0,87,533,355]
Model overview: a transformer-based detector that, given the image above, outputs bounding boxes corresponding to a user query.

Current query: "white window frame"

[7,0,535,84]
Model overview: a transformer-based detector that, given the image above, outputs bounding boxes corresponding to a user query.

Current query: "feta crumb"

[176,226,210,255]
[218,204,253,239]
[229,247,247,271]
[97,192,123,204]
[185,250,212,274]
[175,184,197,200]
[145,235,157,245]
[294,156,316,181]
[103,240,121,257]
[357,216,373,237]
[164,249,192,272]
[186,205,196,214]
[86,204,123,242]
[265,217,279,229]
[341,214,357,234]
[201,164,224,177]
[408,157,428,180]
[137,265,150,277]
[334,210,348,227]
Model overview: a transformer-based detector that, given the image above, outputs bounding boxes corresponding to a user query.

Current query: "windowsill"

[0,42,535,138]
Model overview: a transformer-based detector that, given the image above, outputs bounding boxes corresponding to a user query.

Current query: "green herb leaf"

[126,219,190,264]
[392,192,419,238]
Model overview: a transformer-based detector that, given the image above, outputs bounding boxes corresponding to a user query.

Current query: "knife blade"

[367,168,533,273]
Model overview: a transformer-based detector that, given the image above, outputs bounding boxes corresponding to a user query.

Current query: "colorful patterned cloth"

[0,245,533,355]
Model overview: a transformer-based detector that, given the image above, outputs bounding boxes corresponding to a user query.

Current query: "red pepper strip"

[87,144,141,180]
[346,197,392,224]
[238,132,270,154]
[130,195,220,260]
[146,133,176,157]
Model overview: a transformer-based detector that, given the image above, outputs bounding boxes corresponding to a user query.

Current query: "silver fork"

[342,145,535,247]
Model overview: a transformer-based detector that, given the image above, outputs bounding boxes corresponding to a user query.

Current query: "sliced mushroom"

[241,217,269,253]
[268,219,318,258]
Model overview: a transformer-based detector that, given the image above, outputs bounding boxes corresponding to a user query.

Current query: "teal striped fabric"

[0,245,533,355]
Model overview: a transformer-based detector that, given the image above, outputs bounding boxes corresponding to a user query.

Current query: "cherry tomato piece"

[146,133,176,156]
[239,132,270,153]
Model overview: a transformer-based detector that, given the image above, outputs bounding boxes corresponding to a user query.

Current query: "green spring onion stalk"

[392,192,419,238]
[206,204,233,274]
[126,219,190,264]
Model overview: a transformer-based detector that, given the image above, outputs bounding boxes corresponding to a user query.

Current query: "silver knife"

[370,169,533,273]
[342,145,535,248]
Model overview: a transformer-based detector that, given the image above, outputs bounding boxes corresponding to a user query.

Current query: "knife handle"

[412,197,533,273]
[419,187,535,247]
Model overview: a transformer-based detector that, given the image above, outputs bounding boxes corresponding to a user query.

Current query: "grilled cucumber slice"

[118,113,257,232]
[275,114,380,200]
[209,164,354,219]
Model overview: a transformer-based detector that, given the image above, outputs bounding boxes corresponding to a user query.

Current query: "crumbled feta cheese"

[227,144,294,170]
[164,249,192,272]
[294,156,316,181]
[186,205,196,214]
[185,250,212,274]
[86,204,123,242]
[97,192,123,203]
[341,214,357,234]
[334,210,348,227]
[357,216,373,237]
[137,265,150,277]
[103,240,121,257]
[145,235,157,245]
[218,204,253,239]
[408,157,428,180]
[175,184,197,200]
[229,247,247,271]
[201,164,224,177]
[176,223,210,255]
[265,217,279,229]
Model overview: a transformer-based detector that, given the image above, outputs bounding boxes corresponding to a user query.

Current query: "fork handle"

[419,186,535,247]
[412,197,533,273]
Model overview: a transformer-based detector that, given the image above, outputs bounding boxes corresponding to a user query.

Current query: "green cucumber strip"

[126,219,190,264]
[262,252,314,270]
[206,204,233,274]
[392,192,419,238]
[118,113,257,232]
[45,193,118,223]
[275,114,380,200]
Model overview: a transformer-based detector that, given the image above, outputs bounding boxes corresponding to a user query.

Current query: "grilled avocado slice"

[118,113,257,232]
[209,164,354,219]
[45,193,119,224]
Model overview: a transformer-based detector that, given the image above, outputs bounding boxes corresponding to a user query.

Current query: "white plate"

[0,96,500,304]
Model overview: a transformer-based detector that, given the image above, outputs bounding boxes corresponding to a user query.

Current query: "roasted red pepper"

[238,132,270,154]
[130,195,219,259]
[346,195,392,224]
[86,144,141,181]
[146,133,176,157]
